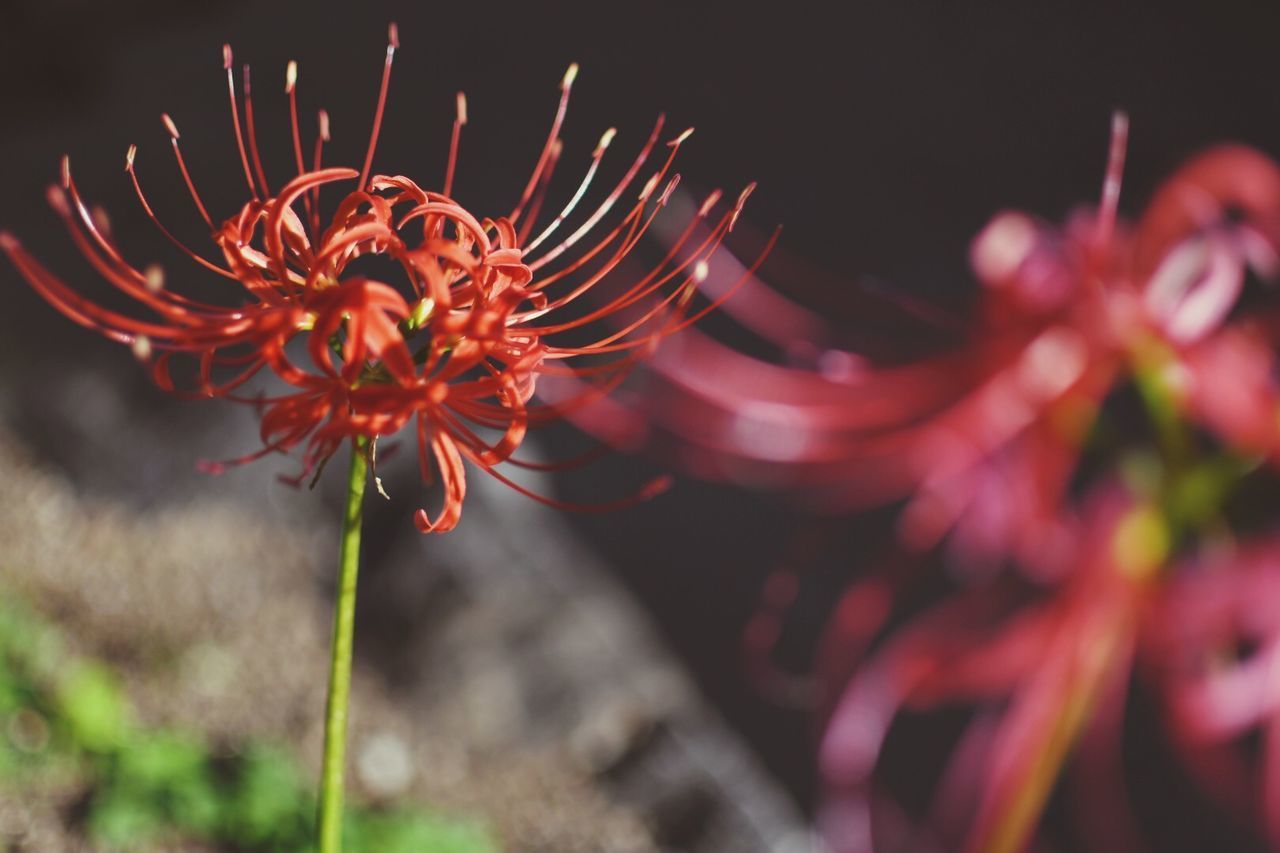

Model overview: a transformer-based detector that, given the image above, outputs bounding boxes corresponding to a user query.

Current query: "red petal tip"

[413,507,457,534]
[0,231,17,252]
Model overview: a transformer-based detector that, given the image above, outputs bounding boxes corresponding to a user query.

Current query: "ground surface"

[0,361,810,852]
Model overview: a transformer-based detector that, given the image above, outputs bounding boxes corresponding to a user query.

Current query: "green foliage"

[348,808,498,853]
[224,744,314,848]
[0,594,498,852]
[56,662,131,753]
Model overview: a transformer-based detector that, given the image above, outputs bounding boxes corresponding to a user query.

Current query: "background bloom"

[569,117,1280,851]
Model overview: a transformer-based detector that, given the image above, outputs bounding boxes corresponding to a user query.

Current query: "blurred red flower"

[817,485,1159,853]
[589,114,1280,850]
[607,114,1280,576]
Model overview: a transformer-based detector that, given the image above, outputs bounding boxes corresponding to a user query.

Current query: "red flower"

[812,491,1280,853]
[594,115,1280,573]
[1,24,767,532]
[816,486,1159,853]
[560,115,1280,849]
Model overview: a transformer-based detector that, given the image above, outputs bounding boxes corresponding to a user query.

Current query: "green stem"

[318,438,368,853]
[1131,338,1192,474]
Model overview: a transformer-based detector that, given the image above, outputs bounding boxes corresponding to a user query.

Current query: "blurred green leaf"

[114,731,220,834]
[0,585,496,852]
[56,662,130,752]
[115,730,206,787]
[223,743,312,848]
[87,787,164,848]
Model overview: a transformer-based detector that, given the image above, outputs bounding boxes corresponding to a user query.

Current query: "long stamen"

[1096,110,1129,251]
[527,190,716,329]
[287,62,306,176]
[558,216,778,355]
[56,196,211,326]
[63,156,221,316]
[516,139,563,245]
[519,188,650,305]
[3,238,133,344]
[526,117,671,272]
[442,91,466,198]
[285,61,316,236]
[6,202,197,344]
[125,145,238,280]
[358,23,399,190]
[311,110,330,236]
[242,64,272,197]
[525,127,615,254]
[727,181,755,232]
[510,63,578,224]
[59,161,173,309]
[533,181,749,346]
[223,45,260,199]
[161,114,213,228]
[528,187,700,334]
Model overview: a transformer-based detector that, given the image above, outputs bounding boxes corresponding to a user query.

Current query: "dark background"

[2,0,1278,817]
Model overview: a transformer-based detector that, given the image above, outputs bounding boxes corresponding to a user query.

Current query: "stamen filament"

[358,23,399,190]
[161,114,214,228]
[222,44,261,200]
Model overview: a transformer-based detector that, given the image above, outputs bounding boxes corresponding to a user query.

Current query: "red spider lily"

[794,137,1280,851]
[810,488,1280,853]
[592,114,1280,575]
[564,116,1280,850]
[816,486,1162,853]
[0,24,768,533]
